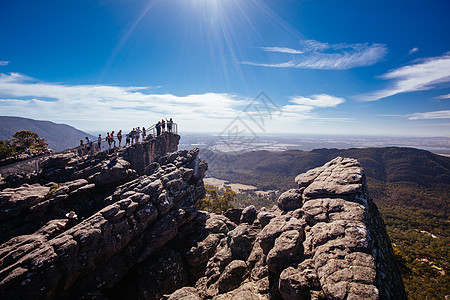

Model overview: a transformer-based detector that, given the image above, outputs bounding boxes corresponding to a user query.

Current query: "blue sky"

[0,0,449,136]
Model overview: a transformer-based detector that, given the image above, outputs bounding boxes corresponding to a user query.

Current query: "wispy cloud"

[243,40,388,70]
[357,53,450,101]
[0,73,348,131]
[434,93,450,100]
[278,94,346,120]
[0,61,9,66]
[259,47,303,54]
[408,110,450,120]
[0,72,251,131]
[290,94,345,107]
[408,47,419,55]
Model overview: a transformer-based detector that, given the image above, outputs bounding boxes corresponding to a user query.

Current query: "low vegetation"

[197,185,237,213]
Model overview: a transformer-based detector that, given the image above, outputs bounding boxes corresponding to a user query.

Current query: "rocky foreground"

[0,137,405,299]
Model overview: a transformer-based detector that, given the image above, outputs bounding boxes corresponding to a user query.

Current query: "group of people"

[79,137,94,157]
[24,147,52,157]
[155,118,174,136]
[100,127,147,150]
[79,119,174,157]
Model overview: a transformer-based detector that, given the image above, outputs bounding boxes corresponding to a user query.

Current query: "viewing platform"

[0,126,180,183]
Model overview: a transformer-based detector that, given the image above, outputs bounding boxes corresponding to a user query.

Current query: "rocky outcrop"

[167,157,406,300]
[0,145,207,299]
[0,150,406,299]
[0,132,181,188]
[0,133,181,243]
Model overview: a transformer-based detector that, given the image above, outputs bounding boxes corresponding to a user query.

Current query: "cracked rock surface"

[0,152,406,300]
[167,157,406,300]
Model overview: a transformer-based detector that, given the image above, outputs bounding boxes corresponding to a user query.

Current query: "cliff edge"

[167,157,406,300]
[0,139,405,299]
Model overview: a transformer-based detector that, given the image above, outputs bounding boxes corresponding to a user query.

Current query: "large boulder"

[277,189,302,211]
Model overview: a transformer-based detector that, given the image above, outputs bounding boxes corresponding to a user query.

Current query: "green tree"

[12,130,47,153]
[197,185,236,213]
[0,139,16,160]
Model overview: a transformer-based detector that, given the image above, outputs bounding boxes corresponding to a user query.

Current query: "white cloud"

[408,47,419,55]
[0,72,251,131]
[243,40,388,70]
[0,61,9,66]
[434,93,450,99]
[408,110,450,120]
[274,94,346,121]
[0,73,350,133]
[259,47,304,54]
[358,53,450,101]
[290,94,345,108]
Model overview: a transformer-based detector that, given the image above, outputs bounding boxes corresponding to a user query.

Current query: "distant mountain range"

[204,147,450,191]
[0,116,94,151]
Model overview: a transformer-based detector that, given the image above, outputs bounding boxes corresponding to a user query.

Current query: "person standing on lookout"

[85,137,91,155]
[156,121,161,136]
[125,132,131,147]
[79,139,85,156]
[161,119,166,133]
[167,118,173,133]
[117,130,122,147]
[106,132,112,149]
[136,127,142,143]
[97,134,102,152]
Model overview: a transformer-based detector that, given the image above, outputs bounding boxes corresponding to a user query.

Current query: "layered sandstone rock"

[0,150,406,299]
[168,157,406,300]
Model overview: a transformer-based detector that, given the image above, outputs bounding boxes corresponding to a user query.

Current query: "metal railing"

[146,122,178,136]
[0,123,179,177]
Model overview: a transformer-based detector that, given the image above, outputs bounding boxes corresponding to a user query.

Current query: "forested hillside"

[0,116,94,151]
[203,147,450,299]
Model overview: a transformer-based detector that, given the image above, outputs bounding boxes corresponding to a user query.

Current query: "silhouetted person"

[167,118,173,133]
[156,121,161,136]
[117,130,122,147]
[85,137,91,155]
[98,134,102,152]
[126,132,131,146]
[80,140,85,156]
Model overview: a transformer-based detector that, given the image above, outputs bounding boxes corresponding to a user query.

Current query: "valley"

[203,146,450,300]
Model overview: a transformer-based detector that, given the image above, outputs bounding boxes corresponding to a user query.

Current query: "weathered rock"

[266,229,303,273]
[216,260,249,293]
[277,189,302,211]
[257,210,276,228]
[0,144,207,300]
[213,282,268,300]
[137,248,187,300]
[0,183,49,221]
[168,157,406,300]
[205,213,236,234]
[227,223,259,260]
[167,287,201,300]
[224,208,242,225]
[240,205,257,224]
[185,233,222,267]
[0,153,406,300]
[279,267,311,300]
[258,215,305,255]
[296,157,364,200]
